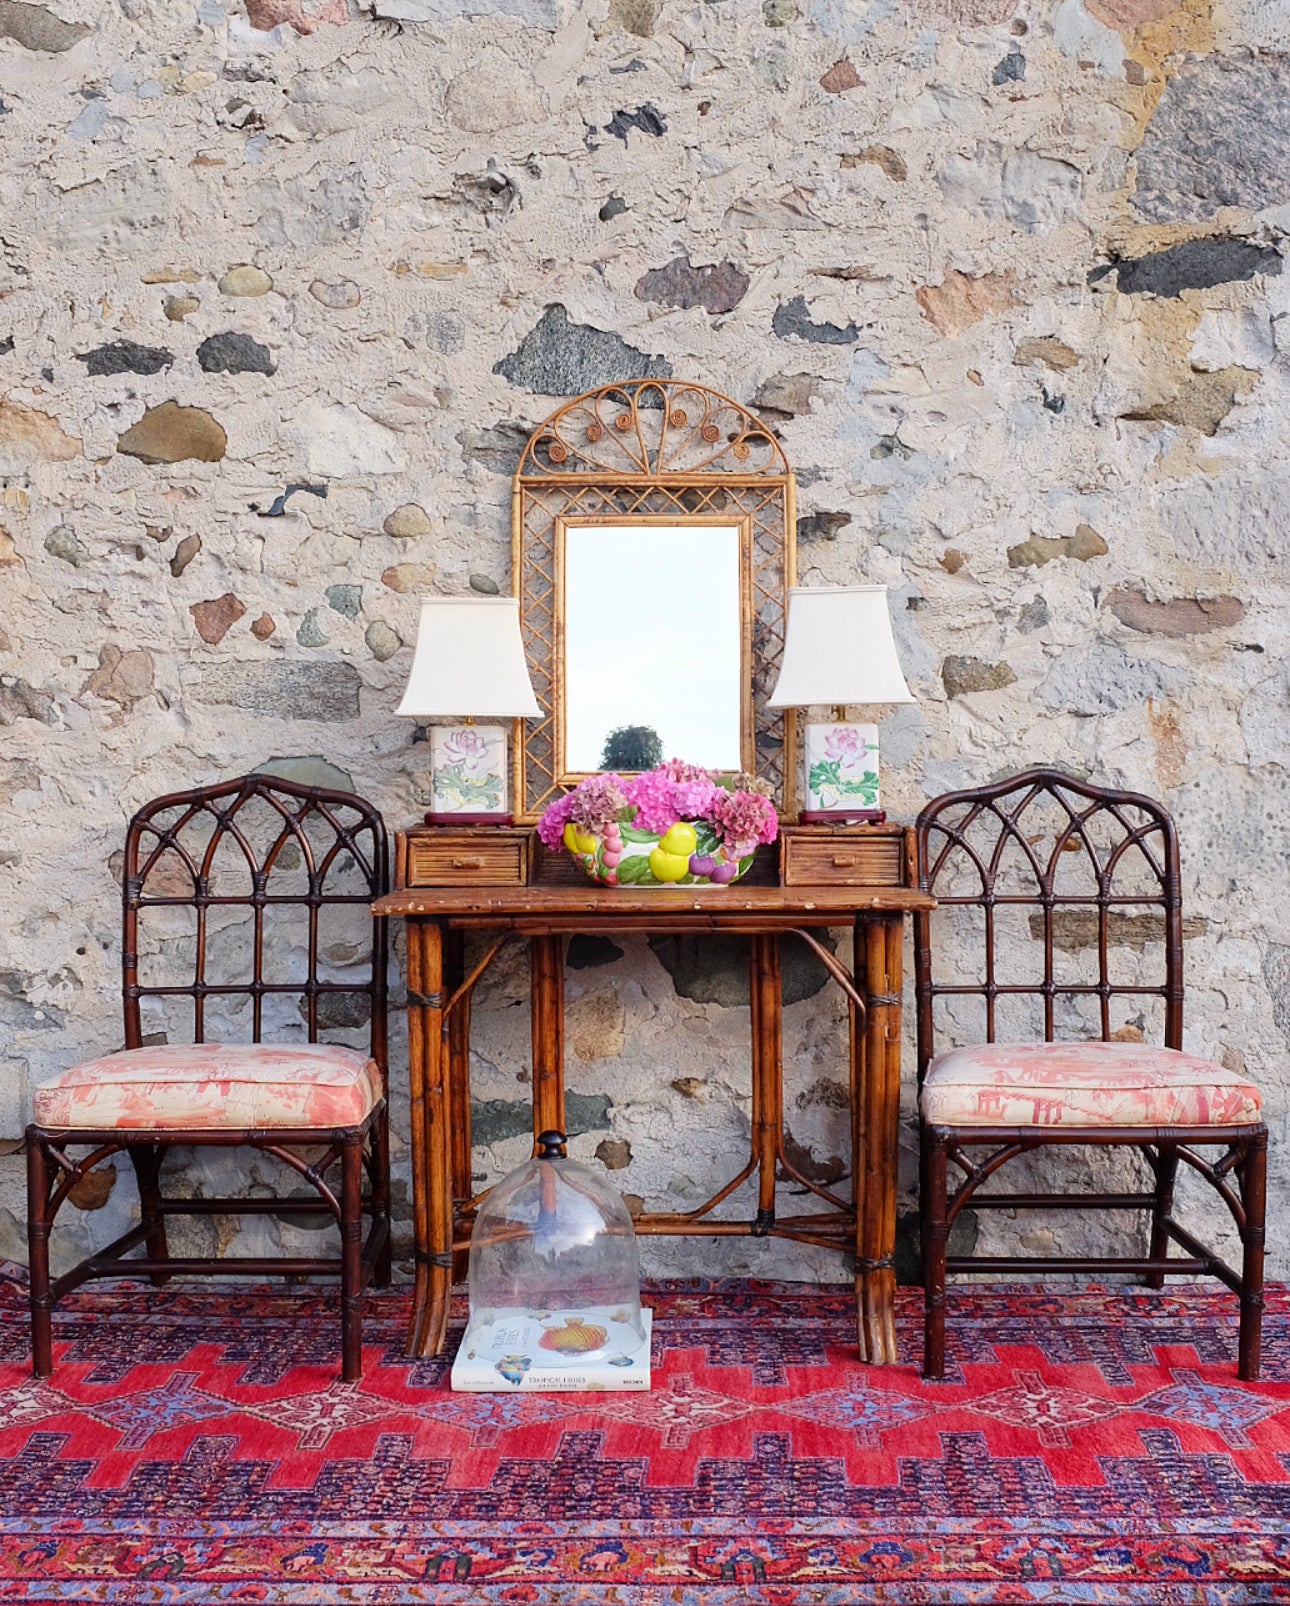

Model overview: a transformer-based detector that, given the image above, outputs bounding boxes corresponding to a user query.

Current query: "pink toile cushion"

[32,1043,383,1133]
[922,1041,1262,1129]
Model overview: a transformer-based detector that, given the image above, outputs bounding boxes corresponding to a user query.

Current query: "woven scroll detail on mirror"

[514,381,795,821]
[518,380,790,479]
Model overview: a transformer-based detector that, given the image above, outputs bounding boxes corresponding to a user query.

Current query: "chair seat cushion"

[921,1041,1262,1129]
[32,1043,383,1133]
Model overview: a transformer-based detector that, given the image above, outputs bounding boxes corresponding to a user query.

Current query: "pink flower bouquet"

[539,759,778,888]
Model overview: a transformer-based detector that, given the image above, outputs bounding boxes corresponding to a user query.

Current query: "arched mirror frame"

[511,379,799,823]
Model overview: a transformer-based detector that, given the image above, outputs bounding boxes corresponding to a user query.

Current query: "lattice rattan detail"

[513,381,796,820]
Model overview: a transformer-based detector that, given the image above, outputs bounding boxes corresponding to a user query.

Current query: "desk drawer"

[401,830,530,887]
[780,827,908,887]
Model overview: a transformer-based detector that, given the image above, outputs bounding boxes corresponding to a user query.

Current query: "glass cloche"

[451,1131,651,1393]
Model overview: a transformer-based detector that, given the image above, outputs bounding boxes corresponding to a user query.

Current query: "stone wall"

[1,0,1287,1285]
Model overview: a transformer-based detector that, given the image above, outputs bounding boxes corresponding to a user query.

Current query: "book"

[450,1305,652,1393]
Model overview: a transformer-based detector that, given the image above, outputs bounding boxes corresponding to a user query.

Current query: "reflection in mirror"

[563,523,744,773]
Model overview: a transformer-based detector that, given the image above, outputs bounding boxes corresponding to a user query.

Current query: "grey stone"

[471,1092,611,1147]
[1030,909,1208,951]
[325,584,361,620]
[75,340,174,377]
[604,104,667,144]
[1096,239,1282,298]
[0,970,64,1032]
[635,256,750,315]
[309,278,361,310]
[0,0,90,50]
[493,305,672,397]
[941,656,1017,697]
[607,0,661,32]
[255,167,369,252]
[1018,596,1050,633]
[301,991,371,1030]
[423,311,466,355]
[992,49,1025,83]
[1132,54,1290,222]
[797,510,852,544]
[254,756,355,792]
[753,372,824,420]
[1160,476,1286,573]
[364,621,401,661]
[895,1207,977,1284]
[196,332,276,376]
[0,678,56,725]
[188,661,362,721]
[44,525,88,567]
[599,194,629,222]
[763,0,797,22]
[772,297,858,345]
[1036,642,1189,715]
[458,422,530,473]
[373,0,560,25]
[1263,943,1290,1045]
[468,573,499,595]
[296,609,328,648]
[567,935,624,969]
[649,932,834,1007]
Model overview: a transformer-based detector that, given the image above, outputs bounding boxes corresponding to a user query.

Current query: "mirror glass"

[563,523,744,773]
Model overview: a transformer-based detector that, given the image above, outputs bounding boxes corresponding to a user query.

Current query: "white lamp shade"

[396,597,541,718]
[768,585,913,708]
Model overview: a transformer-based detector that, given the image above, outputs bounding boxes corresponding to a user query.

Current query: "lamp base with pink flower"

[801,721,885,824]
[426,724,512,825]
[540,761,778,888]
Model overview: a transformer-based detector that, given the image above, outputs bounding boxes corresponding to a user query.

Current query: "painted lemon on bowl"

[566,823,755,889]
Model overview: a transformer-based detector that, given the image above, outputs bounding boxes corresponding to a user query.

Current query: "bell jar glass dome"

[451,1131,651,1393]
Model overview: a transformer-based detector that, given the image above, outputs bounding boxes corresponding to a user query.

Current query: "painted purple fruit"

[689,853,717,876]
[709,861,738,884]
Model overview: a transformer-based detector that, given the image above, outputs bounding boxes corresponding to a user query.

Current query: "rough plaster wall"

[0,0,1287,1287]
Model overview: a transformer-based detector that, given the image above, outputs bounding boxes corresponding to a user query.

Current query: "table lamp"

[768,584,913,823]
[397,596,541,825]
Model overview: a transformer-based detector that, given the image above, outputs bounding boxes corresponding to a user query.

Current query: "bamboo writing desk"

[374,844,934,1366]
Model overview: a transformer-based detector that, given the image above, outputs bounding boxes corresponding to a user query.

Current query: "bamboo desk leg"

[408,918,452,1359]
[854,912,904,1365]
[445,930,473,1285]
[530,935,566,1140]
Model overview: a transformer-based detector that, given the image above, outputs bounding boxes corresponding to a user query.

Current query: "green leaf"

[692,822,721,857]
[619,825,661,844]
[615,854,655,884]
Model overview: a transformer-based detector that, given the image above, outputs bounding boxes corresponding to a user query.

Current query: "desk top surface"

[373,883,934,928]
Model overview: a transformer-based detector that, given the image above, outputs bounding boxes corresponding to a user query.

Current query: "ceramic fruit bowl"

[562,820,753,888]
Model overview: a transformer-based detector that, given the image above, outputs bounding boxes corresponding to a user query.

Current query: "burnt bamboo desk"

[372,879,934,1365]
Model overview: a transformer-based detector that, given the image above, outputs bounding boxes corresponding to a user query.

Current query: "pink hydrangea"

[539,758,780,857]
[713,788,778,858]
[569,772,630,838]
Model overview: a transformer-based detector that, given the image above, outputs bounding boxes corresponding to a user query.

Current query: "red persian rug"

[0,1267,1288,1603]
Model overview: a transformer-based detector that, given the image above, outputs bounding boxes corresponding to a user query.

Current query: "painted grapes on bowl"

[539,760,778,888]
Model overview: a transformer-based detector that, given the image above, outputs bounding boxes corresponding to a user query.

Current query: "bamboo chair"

[26,774,391,1381]
[914,769,1266,1381]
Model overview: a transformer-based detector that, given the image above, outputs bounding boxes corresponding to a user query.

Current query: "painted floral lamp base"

[802,721,884,823]
[428,724,511,824]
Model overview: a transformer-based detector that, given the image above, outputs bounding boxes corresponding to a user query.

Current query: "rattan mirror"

[511,380,797,823]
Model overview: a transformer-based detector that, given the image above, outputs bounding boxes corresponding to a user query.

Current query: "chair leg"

[1237,1130,1267,1383]
[129,1143,171,1287]
[26,1133,54,1379]
[370,1106,392,1290]
[1145,1142,1178,1289]
[341,1135,365,1383]
[922,1124,950,1381]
